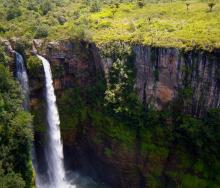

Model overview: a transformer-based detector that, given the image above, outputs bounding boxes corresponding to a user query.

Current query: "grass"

[0,0,220,51]
[89,1,220,50]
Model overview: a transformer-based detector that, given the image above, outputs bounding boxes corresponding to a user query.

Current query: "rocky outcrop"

[0,39,14,53]
[0,39,16,73]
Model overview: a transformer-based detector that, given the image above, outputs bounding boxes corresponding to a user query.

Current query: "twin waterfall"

[37,55,73,188]
[15,52,74,188]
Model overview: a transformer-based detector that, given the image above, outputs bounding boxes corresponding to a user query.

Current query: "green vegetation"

[34,25,49,39]
[56,42,220,187]
[208,2,216,12]
[0,48,33,188]
[27,56,42,77]
[0,0,220,50]
[0,0,220,187]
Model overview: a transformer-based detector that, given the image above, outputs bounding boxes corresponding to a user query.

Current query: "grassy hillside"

[0,0,220,50]
[90,2,220,50]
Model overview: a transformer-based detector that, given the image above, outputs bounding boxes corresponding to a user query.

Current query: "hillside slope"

[0,0,220,50]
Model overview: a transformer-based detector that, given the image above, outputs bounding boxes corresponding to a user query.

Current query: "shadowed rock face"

[134,46,220,116]
[33,40,103,91]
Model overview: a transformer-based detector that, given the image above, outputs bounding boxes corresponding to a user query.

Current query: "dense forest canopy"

[0,48,33,188]
[0,0,220,50]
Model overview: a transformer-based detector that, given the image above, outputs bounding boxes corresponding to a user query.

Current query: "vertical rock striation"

[134,46,220,116]
[33,40,220,116]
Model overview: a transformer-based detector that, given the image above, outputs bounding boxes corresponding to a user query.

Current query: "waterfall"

[37,55,74,188]
[15,52,39,186]
[15,53,103,188]
[15,52,29,110]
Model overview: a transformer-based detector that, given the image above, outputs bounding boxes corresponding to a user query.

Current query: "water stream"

[37,55,74,188]
[15,52,106,188]
[15,52,29,110]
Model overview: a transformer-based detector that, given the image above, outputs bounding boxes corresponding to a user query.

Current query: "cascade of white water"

[37,55,74,188]
[15,52,29,110]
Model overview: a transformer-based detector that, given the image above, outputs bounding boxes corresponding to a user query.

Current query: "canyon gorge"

[1,39,220,188]
[1,1,220,187]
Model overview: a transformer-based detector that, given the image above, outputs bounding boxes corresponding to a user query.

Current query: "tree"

[137,0,144,8]
[0,164,25,188]
[208,2,216,12]
[0,63,33,187]
[115,2,120,8]
[186,2,190,11]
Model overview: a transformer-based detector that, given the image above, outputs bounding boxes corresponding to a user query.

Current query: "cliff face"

[33,40,103,90]
[134,47,220,115]
[32,40,143,187]
[31,40,220,187]
[33,40,220,114]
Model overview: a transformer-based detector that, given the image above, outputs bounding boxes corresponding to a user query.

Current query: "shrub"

[115,2,120,8]
[0,47,9,66]
[6,8,22,20]
[111,7,117,16]
[90,1,101,12]
[14,39,32,55]
[70,25,92,41]
[27,56,42,78]
[96,20,111,29]
[40,0,53,15]
[0,26,6,33]
[127,21,136,32]
[72,10,80,19]
[27,0,38,11]
[0,167,26,188]
[34,25,49,39]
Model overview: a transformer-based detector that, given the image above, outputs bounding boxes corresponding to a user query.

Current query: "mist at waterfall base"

[37,55,105,188]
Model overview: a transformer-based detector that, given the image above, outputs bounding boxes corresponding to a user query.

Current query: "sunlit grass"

[90,2,220,50]
[0,0,220,50]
